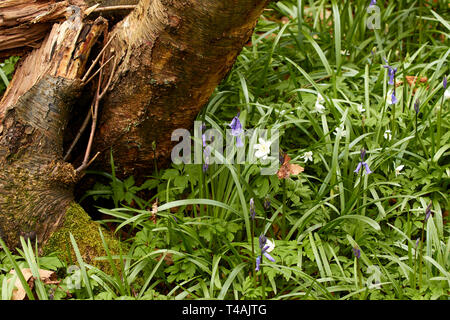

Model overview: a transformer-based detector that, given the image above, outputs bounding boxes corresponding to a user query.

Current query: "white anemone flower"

[302,151,313,163]
[395,164,404,176]
[334,126,347,138]
[254,138,271,160]
[265,238,275,253]
[444,89,450,100]
[384,129,392,140]
[357,104,365,113]
[313,93,326,114]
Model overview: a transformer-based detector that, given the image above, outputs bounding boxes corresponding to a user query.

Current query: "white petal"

[265,239,275,252]
[255,150,266,158]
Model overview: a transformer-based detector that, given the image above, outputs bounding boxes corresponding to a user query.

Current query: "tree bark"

[0,9,107,250]
[92,0,270,178]
[0,0,270,252]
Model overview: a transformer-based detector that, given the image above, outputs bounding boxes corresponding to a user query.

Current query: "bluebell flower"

[415,238,420,248]
[444,76,447,90]
[255,235,275,271]
[370,0,376,6]
[352,246,361,259]
[202,145,210,172]
[425,202,432,221]
[383,58,397,86]
[414,99,420,114]
[250,198,256,220]
[202,124,207,147]
[263,197,271,211]
[229,112,244,147]
[389,90,398,105]
[354,148,372,175]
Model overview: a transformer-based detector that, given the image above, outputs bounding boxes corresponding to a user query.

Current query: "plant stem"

[282,179,287,238]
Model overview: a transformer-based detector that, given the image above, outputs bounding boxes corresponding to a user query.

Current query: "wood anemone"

[0,0,271,257]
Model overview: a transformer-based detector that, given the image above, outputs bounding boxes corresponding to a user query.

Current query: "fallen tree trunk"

[0,0,271,256]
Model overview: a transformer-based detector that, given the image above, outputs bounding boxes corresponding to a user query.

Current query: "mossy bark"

[43,202,122,269]
[0,11,107,255]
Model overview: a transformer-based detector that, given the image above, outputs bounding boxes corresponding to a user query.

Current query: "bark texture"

[92,0,271,178]
[0,11,107,250]
[0,0,73,58]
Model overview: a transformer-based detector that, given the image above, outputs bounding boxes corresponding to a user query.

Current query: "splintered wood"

[0,11,107,119]
[0,0,72,56]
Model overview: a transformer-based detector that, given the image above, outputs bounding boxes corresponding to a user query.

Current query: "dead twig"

[81,33,116,83]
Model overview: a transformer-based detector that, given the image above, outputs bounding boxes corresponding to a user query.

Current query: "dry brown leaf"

[396,76,429,94]
[8,268,55,300]
[150,199,158,224]
[277,154,304,179]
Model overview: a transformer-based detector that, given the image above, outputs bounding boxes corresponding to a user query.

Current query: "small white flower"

[357,104,365,113]
[384,129,392,140]
[334,126,347,137]
[444,88,450,100]
[302,151,313,163]
[341,49,350,56]
[313,93,326,114]
[395,164,404,176]
[254,138,271,160]
[265,238,275,253]
[317,93,325,103]
[314,102,326,113]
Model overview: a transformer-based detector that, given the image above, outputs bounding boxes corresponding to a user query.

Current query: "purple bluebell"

[263,197,271,211]
[383,58,397,86]
[415,238,420,248]
[201,123,207,144]
[229,113,244,147]
[354,148,372,175]
[255,234,275,271]
[444,76,447,90]
[391,90,398,105]
[370,0,376,6]
[352,246,361,259]
[425,202,432,221]
[414,99,420,114]
[202,146,210,172]
[250,198,256,220]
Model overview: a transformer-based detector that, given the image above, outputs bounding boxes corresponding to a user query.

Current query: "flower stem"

[281,179,287,238]
[418,218,426,289]
[251,218,256,289]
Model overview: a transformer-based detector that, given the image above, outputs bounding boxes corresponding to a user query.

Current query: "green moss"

[43,202,123,272]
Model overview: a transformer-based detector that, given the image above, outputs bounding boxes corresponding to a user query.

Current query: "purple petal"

[230,115,243,136]
[444,76,447,89]
[263,252,275,262]
[360,148,366,161]
[255,256,261,271]
[259,235,267,249]
[236,136,244,147]
[363,162,372,174]
[391,91,398,104]
[354,162,362,173]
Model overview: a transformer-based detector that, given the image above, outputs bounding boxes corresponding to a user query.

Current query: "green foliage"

[0,56,19,95]
[1,0,449,300]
